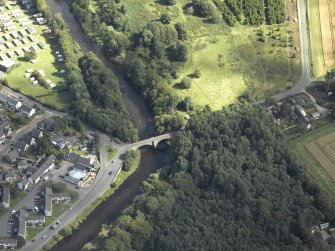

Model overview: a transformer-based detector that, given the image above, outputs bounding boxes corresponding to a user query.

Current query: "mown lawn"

[3,6,70,110]
[122,0,300,110]
[288,122,335,203]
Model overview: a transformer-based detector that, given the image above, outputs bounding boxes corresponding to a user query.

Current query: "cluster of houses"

[0,92,36,117]
[0,239,17,249]
[291,104,321,130]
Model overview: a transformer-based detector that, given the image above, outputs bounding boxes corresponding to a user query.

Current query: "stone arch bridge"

[130,132,175,150]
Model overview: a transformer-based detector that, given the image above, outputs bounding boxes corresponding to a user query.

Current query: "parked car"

[41,235,47,239]
[10,210,16,215]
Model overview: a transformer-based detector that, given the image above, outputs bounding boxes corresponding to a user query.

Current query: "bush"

[123,149,140,171]
[180,77,192,89]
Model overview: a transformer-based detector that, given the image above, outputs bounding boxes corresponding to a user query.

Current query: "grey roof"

[5,171,16,178]
[31,128,42,138]
[27,165,37,174]
[65,152,80,162]
[7,150,19,162]
[0,239,17,246]
[31,155,55,181]
[17,159,28,167]
[15,140,28,152]
[21,104,34,113]
[78,156,91,166]
[25,215,45,222]
[0,120,9,132]
[2,186,10,204]
[18,217,26,237]
[38,118,54,131]
[293,106,309,124]
[21,134,34,145]
[0,92,20,106]
[38,41,46,49]
[74,162,92,171]
[50,193,71,200]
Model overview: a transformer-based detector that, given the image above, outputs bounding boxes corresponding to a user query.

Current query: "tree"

[175,23,188,40]
[180,77,192,89]
[123,149,140,171]
[160,13,171,24]
[24,50,37,62]
[170,41,188,61]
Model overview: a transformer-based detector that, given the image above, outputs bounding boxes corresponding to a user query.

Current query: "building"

[0,58,15,72]
[14,140,29,152]
[21,134,36,146]
[30,155,55,185]
[26,26,35,34]
[50,194,71,203]
[18,217,26,239]
[64,168,88,186]
[0,131,5,144]
[1,186,10,208]
[20,104,35,117]
[37,41,46,49]
[31,128,43,139]
[311,112,321,120]
[17,179,30,190]
[25,215,45,226]
[6,150,19,163]
[38,118,54,131]
[44,186,52,216]
[4,171,16,183]
[0,120,11,136]
[17,159,28,170]
[0,239,17,249]
[0,92,22,110]
[65,152,80,163]
[292,105,311,128]
[52,137,69,149]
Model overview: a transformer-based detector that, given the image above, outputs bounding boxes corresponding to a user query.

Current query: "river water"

[43,0,166,250]
[45,0,156,140]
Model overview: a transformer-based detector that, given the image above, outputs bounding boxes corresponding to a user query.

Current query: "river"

[43,0,166,250]
[45,0,156,140]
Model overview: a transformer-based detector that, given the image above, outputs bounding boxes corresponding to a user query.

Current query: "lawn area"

[121,0,301,110]
[288,122,335,203]
[27,226,44,241]
[307,0,327,78]
[1,5,70,110]
[11,189,26,207]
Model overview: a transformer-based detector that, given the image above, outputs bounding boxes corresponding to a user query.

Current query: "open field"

[0,3,70,110]
[319,0,335,67]
[308,0,335,77]
[289,123,335,202]
[121,0,301,110]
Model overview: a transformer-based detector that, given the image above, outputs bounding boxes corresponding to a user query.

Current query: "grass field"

[308,0,335,78]
[121,0,301,110]
[289,122,335,202]
[1,4,70,110]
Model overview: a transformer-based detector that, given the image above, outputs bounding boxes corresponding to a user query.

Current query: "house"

[79,156,93,166]
[1,186,10,207]
[2,34,10,41]
[292,105,311,129]
[320,222,330,230]
[0,53,6,60]
[0,58,15,72]
[26,166,37,176]
[13,39,21,47]
[18,29,27,37]
[20,104,36,117]
[25,215,45,226]
[15,140,29,152]
[38,118,54,131]
[21,134,36,146]
[0,239,17,249]
[50,194,71,203]
[18,217,26,239]
[26,26,35,34]
[4,171,16,183]
[4,41,12,49]
[52,137,69,149]
[311,112,321,120]
[65,152,80,163]
[27,35,36,42]
[0,132,5,144]
[74,162,92,172]
[31,128,43,139]
[0,120,11,136]
[37,41,46,49]
[44,186,52,216]
[0,93,21,110]
[6,51,15,59]
[31,155,55,184]
[17,179,30,190]
[6,150,19,164]
[17,159,28,170]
